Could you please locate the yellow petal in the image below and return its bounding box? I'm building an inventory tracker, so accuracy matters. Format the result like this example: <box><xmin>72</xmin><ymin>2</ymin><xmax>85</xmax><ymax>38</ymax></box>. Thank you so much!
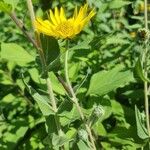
<box><xmin>34</xmin><ymin>18</ymin><xmax>56</xmax><ymax>36</ymax></box>
<box><xmin>60</xmin><ymin>7</ymin><xmax>66</xmax><ymax>22</ymax></box>
<box><xmin>74</xmin><ymin>4</ymin><xmax>88</xmax><ymax>24</ymax></box>
<box><xmin>49</xmin><ymin>9</ymin><xmax>58</xmax><ymax>25</ymax></box>
<box><xmin>35</xmin><ymin>18</ymin><xmax>50</xmax><ymax>30</ymax></box>
<box><xmin>82</xmin><ymin>3</ymin><xmax>88</xmax><ymax>16</ymax></box>
<box><xmin>73</xmin><ymin>6</ymin><xmax>78</xmax><ymax>19</ymax></box>
<box><xmin>54</xmin><ymin>7</ymin><xmax>60</xmax><ymax>24</ymax></box>
<box><xmin>87</xmin><ymin>9</ymin><xmax>96</xmax><ymax>20</ymax></box>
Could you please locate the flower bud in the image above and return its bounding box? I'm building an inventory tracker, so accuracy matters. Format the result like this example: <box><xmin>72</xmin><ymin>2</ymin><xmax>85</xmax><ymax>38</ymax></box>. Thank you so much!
<box><xmin>87</xmin><ymin>105</ymin><xmax>105</xmax><ymax>127</ymax></box>
<box><xmin>137</xmin><ymin>28</ymin><xmax>150</xmax><ymax>42</ymax></box>
<box><xmin>93</xmin><ymin>105</ymin><xmax>105</xmax><ymax>117</ymax></box>
<box><xmin>78</xmin><ymin>129</ymin><xmax>88</xmax><ymax>141</ymax></box>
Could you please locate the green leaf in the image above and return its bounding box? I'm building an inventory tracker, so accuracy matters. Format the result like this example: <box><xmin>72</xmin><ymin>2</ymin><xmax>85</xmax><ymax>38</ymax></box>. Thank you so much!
<box><xmin>0</xmin><ymin>70</ymin><xmax>13</xmax><ymax>85</ymax></box>
<box><xmin>58</xmin><ymin>99</ymin><xmax>73</xmax><ymax>114</ymax></box>
<box><xmin>66</xmin><ymin>127</ymin><xmax>77</xmax><ymax>139</ymax></box>
<box><xmin>45</xmin><ymin>115</ymin><xmax>57</xmax><ymax>135</ymax></box>
<box><xmin>24</xmin><ymin>81</ymin><xmax>54</xmax><ymax>116</ymax></box>
<box><xmin>49</xmin><ymin>72</ymin><xmax>66</xmax><ymax>95</ymax></box>
<box><xmin>40</xmin><ymin>35</ymin><xmax>60</xmax><ymax>72</ymax></box>
<box><xmin>87</xmin><ymin>66</ymin><xmax>134</xmax><ymax>96</ymax></box>
<box><xmin>3</xmin><ymin>0</ymin><xmax>19</xmax><ymax>10</ymax></box>
<box><xmin>109</xmin><ymin>0</ymin><xmax>132</xmax><ymax>9</ymax></box>
<box><xmin>52</xmin><ymin>133</ymin><xmax>70</xmax><ymax>148</ymax></box>
<box><xmin>77</xmin><ymin>140</ymin><xmax>91</xmax><ymax>150</ymax></box>
<box><xmin>28</xmin><ymin>68</ymin><xmax>46</xmax><ymax>84</ymax></box>
<box><xmin>135</xmin><ymin>105</ymin><xmax>149</xmax><ymax>139</ymax></box>
<box><xmin>16</xmin><ymin>126</ymin><xmax>29</xmax><ymax>140</ymax></box>
<box><xmin>93</xmin><ymin>122</ymin><xmax>107</xmax><ymax>136</ymax></box>
<box><xmin>0</xmin><ymin>1</ymin><xmax>12</xmax><ymax>13</ymax></box>
<box><xmin>69</xmin><ymin>40</ymin><xmax>90</xmax><ymax>51</ymax></box>
<box><xmin>45</xmin><ymin>116</ymin><xmax>72</xmax><ymax>149</ymax></box>
<box><xmin>134</xmin><ymin>58</ymin><xmax>150</xmax><ymax>82</ymax></box>
<box><xmin>59</xmin><ymin>104</ymin><xmax>80</xmax><ymax>126</ymax></box>
<box><xmin>105</xmin><ymin>36</ymin><xmax>129</xmax><ymax>45</ymax></box>
<box><xmin>1</xmin><ymin>43</ymin><xmax>35</xmax><ymax>66</ymax></box>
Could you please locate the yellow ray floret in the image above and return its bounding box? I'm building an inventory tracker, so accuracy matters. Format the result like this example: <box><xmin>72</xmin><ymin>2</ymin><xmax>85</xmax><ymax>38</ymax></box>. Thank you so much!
<box><xmin>35</xmin><ymin>4</ymin><xmax>95</xmax><ymax>39</ymax></box>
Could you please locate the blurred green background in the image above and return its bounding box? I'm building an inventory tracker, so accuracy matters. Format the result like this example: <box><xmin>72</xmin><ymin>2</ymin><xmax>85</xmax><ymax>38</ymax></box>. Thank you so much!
<box><xmin>0</xmin><ymin>0</ymin><xmax>149</xmax><ymax>149</ymax></box>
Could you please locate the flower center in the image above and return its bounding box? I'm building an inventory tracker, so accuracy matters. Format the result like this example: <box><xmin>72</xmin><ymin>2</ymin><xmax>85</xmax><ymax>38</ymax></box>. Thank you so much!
<box><xmin>56</xmin><ymin>21</ymin><xmax>73</xmax><ymax>37</ymax></box>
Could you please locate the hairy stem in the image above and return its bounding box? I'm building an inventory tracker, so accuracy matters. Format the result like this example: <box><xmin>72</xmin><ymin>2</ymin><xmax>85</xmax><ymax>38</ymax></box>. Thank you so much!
<box><xmin>26</xmin><ymin>0</ymin><xmax>35</xmax><ymax>30</ymax></box>
<box><xmin>26</xmin><ymin>0</ymin><xmax>57</xmax><ymax>112</ymax></box>
<box><xmin>144</xmin><ymin>0</ymin><xmax>150</xmax><ymax>137</ymax></box>
<box><xmin>64</xmin><ymin>41</ymin><xmax>96</xmax><ymax>150</ymax></box>
<box><xmin>9</xmin><ymin>12</ymin><xmax>38</xmax><ymax>49</ymax></box>
<box><xmin>26</xmin><ymin>2</ymin><xmax>65</xmax><ymax>148</ymax></box>
<box><xmin>46</xmin><ymin>78</ymin><xmax>57</xmax><ymax>112</ymax></box>
<box><xmin>26</xmin><ymin>0</ymin><xmax>64</xmax><ymax>143</ymax></box>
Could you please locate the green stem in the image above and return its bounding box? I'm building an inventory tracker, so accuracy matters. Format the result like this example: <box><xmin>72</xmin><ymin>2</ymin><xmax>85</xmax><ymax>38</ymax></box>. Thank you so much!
<box><xmin>46</xmin><ymin>78</ymin><xmax>57</xmax><ymax>112</ymax></box>
<box><xmin>144</xmin><ymin>0</ymin><xmax>150</xmax><ymax>137</ymax></box>
<box><xmin>26</xmin><ymin>1</ymin><xmax>64</xmax><ymax>149</ymax></box>
<box><xmin>26</xmin><ymin>0</ymin><xmax>35</xmax><ymax>30</ymax></box>
<box><xmin>64</xmin><ymin>40</ymin><xmax>96</xmax><ymax>150</ymax></box>
<box><xmin>9</xmin><ymin>12</ymin><xmax>38</xmax><ymax>49</ymax></box>
<box><xmin>26</xmin><ymin>0</ymin><xmax>56</xmax><ymax>112</ymax></box>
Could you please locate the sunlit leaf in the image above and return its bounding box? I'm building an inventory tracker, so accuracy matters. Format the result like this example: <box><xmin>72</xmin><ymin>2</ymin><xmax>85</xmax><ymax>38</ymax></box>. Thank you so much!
<box><xmin>87</xmin><ymin>66</ymin><xmax>134</xmax><ymax>96</ymax></box>
<box><xmin>1</xmin><ymin>43</ymin><xmax>35</xmax><ymax>66</ymax></box>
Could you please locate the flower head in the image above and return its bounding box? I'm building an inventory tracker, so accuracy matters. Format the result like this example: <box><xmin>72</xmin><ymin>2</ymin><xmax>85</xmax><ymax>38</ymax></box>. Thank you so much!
<box><xmin>35</xmin><ymin>4</ymin><xmax>95</xmax><ymax>39</ymax></box>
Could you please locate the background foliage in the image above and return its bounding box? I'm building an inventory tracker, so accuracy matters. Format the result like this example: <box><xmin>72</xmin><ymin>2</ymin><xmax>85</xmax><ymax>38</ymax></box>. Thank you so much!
<box><xmin>0</xmin><ymin>0</ymin><xmax>149</xmax><ymax>149</ymax></box>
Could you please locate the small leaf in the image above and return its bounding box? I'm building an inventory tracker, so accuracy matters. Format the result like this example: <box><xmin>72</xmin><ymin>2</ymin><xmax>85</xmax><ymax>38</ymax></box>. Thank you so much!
<box><xmin>87</xmin><ymin>66</ymin><xmax>134</xmax><ymax>96</ymax></box>
<box><xmin>135</xmin><ymin>105</ymin><xmax>149</xmax><ymax>139</ymax></box>
<box><xmin>134</xmin><ymin>58</ymin><xmax>150</xmax><ymax>82</ymax></box>
<box><xmin>24</xmin><ymin>81</ymin><xmax>54</xmax><ymax>116</ymax></box>
<box><xmin>0</xmin><ymin>1</ymin><xmax>12</xmax><ymax>13</ymax></box>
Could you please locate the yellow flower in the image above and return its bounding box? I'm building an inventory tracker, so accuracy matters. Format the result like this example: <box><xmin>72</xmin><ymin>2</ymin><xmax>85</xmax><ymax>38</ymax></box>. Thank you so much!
<box><xmin>35</xmin><ymin>4</ymin><xmax>95</xmax><ymax>39</ymax></box>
